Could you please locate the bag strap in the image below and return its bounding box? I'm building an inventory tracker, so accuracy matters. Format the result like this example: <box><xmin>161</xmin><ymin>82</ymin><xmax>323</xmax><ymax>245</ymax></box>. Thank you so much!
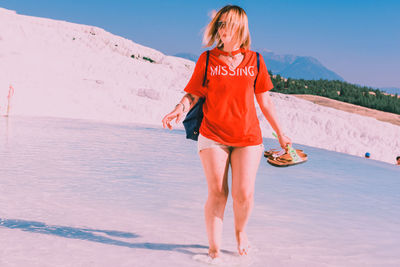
<box><xmin>254</xmin><ymin>52</ymin><xmax>260</xmax><ymax>87</ymax></box>
<box><xmin>194</xmin><ymin>51</ymin><xmax>209</xmax><ymax>127</ymax></box>
<box><xmin>202</xmin><ymin>50</ymin><xmax>210</xmax><ymax>87</ymax></box>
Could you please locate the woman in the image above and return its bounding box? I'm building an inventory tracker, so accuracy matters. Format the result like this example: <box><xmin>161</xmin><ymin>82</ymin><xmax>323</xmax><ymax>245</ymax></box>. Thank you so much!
<box><xmin>162</xmin><ymin>5</ymin><xmax>291</xmax><ymax>259</ymax></box>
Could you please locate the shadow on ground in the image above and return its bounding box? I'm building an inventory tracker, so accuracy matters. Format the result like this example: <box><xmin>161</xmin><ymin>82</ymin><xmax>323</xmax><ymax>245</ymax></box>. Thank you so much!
<box><xmin>0</xmin><ymin>218</ymin><xmax>208</xmax><ymax>255</ymax></box>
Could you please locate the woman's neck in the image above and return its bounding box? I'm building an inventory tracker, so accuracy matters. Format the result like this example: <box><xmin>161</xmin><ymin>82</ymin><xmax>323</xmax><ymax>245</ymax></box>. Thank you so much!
<box><xmin>222</xmin><ymin>42</ymin><xmax>240</xmax><ymax>53</ymax></box>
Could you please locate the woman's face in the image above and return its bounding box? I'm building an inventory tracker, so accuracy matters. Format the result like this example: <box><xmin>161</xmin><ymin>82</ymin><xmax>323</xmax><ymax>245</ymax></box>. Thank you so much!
<box><xmin>217</xmin><ymin>13</ymin><xmax>238</xmax><ymax>45</ymax></box>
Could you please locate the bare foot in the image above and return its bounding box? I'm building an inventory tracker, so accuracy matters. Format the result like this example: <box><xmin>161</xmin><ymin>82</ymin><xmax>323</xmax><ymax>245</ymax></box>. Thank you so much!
<box><xmin>236</xmin><ymin>231</ymin><xmax>250</xmax><ymax>256</ymax></box>
<box><xmin>208</xmin><ymin>248</ymin><xmax>220</xmax><ymax>259</ymax></box>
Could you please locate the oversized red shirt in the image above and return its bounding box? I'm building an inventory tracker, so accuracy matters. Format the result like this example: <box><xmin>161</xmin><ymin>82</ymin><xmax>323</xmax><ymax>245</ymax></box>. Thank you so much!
<box><xmin>184</xmin><ymin>47</ymin><xmax>274</xmax><ymax>146</ymax></box>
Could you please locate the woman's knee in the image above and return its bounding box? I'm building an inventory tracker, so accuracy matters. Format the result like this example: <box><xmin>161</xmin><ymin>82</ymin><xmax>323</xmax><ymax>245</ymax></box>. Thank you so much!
<box><xmin>232</xmin><ymin>189</ymin><xmax>253</xmax><ymax>204</ymax></box>
<box><xmin>208</xmin><ymin>186</ymin><xmax>229</xmax><ymax>202</ymax></box>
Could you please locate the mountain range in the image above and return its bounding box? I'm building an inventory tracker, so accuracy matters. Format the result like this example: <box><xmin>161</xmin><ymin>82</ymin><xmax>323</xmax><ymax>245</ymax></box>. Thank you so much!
<box><xmin>174</xmin><ymin>50</ymin><xmax>344</xmax><ymax>81</ymax></box>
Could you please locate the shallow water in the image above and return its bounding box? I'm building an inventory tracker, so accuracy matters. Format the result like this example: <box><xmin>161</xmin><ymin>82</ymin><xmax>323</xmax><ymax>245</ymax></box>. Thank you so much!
<box><xmin>1</xmin><ymin>116</ymin><xmax>399</xmax><ymax>267</ymax></box>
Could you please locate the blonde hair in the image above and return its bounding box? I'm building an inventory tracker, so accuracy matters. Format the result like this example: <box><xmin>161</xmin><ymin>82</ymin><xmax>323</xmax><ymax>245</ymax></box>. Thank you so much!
<box><xmin>203</xmin><ymin>5</ymin><xmax>251</xmax><ymax>49</ymax></box>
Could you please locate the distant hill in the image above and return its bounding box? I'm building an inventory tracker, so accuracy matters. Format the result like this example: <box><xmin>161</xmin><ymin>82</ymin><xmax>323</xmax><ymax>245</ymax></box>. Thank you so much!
<box><xmin>174</xmin><ymin>50</ymin><xmax>344</xmax><ymax>81</ymax></box>
<box><xmin>381</xmin><ymin>87</ymin><xmax>400</xmax><ymax>95</ymax></box>
<box><xmin>262</xmin><ymin>51</ymin><xmax>344</xmax><ymax>81</ymax></box>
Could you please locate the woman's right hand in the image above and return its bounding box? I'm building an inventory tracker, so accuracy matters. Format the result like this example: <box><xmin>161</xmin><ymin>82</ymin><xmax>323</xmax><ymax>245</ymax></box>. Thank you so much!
<box><xmin>278</xmin><ymin>134</ymin><xmax>292</xmax><ymax>151</ymax></box>
<box><xmin>162</xmin><ymin>104</ymin><xmax>184</xmax><ymax>130</ymax></box>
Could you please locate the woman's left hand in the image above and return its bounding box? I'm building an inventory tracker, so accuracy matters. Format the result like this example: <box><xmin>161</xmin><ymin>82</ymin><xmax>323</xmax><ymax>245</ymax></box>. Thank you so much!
<box><xmin>278</xmin><ymin>135</ymin><xmax>292</xmax><ymax>150</ymax></box>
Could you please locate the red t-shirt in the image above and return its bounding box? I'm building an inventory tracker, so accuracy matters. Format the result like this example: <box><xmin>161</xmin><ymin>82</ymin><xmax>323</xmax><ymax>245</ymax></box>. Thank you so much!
<box><xmin>184</xmin><ymin>47</ymin><xmax>274</xmax><ymax>146</ymax></box>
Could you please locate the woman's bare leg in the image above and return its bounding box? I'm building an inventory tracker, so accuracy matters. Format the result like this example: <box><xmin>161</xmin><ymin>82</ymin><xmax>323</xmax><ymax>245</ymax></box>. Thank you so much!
<box><xmin>199</xmin><ymin>146</ymin><xmax>230</xmax><ymax>258</ymax></box>
<box><xmin>230</xmin><ymin>145</ymin><xmax>263</xmax><ymax>255</ymax></box>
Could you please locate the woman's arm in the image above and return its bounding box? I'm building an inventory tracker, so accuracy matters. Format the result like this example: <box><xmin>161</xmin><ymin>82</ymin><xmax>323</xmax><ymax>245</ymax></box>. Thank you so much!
<box><xmin>255</xmin><ymin>92</ymin><xmax>291</xmax><ymax>149</ymax></box>
<box><xmin>181</xmin><ymin>93</ymin><xmax>200</xmax><ymax>112</ymax></box>
<box><xmin>162</xmin><ymin>93</ymin><xmax>200</xmax><ymax>130</ymax></box>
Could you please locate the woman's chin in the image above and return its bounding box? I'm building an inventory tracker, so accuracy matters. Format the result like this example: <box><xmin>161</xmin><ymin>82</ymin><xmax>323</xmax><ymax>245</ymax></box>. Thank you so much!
<box><xmin>221</xmin><ymin>38</ymin><xmax>232</xmax><ymax>44</ymax></box>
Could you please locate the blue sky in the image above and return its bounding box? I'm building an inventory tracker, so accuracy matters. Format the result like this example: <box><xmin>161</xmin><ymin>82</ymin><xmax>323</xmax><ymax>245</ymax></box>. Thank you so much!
<box><xmin>1</xmin><ymin>0</ymin><xmax>399</xmax><ymax>88</ymax></box>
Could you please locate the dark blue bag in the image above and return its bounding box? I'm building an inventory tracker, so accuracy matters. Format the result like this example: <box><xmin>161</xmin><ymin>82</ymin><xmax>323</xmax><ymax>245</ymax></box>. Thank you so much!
<box><xmin>183</xmin><ymin>97</ymin><xmax>205</xmax><ymax>140</ymax></box>
<box><xmin>182</xmin><ymin>51</ymin><xmax>209</xmax><ymax>141</ymax></box>
<box><xmin>183</xmin><ymin>51</ymin><xmax>260</xmax><ymax>141</ymax></box>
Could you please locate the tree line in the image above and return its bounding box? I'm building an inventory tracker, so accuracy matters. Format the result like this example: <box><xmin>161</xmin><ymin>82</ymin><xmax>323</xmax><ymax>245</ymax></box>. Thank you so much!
<box><xmin>269</xmin><ymin>73</ymin><xmax>400</xmax><ymax>115</ymax></box>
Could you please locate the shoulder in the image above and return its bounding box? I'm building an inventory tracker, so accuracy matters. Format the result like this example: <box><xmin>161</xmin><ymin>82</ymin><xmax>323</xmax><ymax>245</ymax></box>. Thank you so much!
<box><xmin>246</xmin><ymin>49</ymin><xmax>257</xmax><ymax>54</ymax></box>
<box><xmin>199</xmin><ymin>50</ymin><xmax>209</xmax><ymax>58</ymax></box>
<box><xmin>249</xmin><ymin>50</ymin><xmax>263</xmax><ymax>58</ymax></box>
<box><xmin>246</xmin><ymin>50</ymin><xmax>262</xmax><ymax>58</ymax></box>
<box><xmin>244</xmin><ymin>50</ymin><xmax>263</xmax><ymax>64</ymax></box>
<box><xmin>196</xmin><ymin>50</ymin><xmax>211</xmax><ymax>65</ymax></box>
